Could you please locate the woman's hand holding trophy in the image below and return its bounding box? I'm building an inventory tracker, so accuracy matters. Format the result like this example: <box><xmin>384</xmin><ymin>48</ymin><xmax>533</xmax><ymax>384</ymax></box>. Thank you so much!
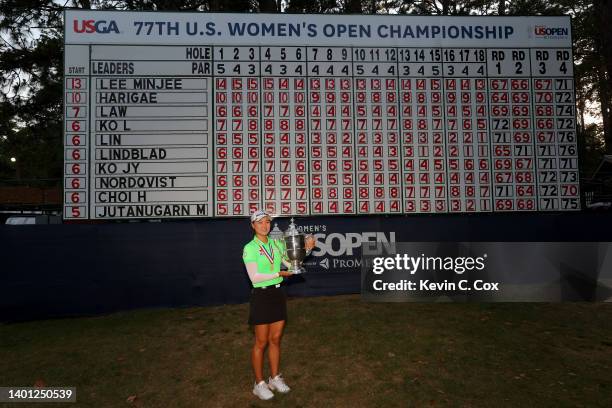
<box><xmin>305</xmin><ymin>234</ymin><xmax>316</xmax><ymax>251</ymax></box>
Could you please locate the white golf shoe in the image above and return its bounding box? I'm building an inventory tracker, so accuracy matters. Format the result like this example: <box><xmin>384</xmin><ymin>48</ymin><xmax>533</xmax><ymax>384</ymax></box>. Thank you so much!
<box><xmin>252</xmin><ymin>380</ymin><xmax>274</xmax><ymax>400</ymax></box>
<box><xmin>268</xmin><ymin>374</ymin><xmax>291</xmax><ymax>393</ymax></box>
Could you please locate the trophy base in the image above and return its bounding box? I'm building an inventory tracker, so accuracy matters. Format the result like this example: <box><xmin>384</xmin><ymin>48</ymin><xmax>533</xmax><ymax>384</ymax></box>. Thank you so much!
<box><xmin>288</xmin><ymin>265</ymin><xmax>306</xmax><ymax>274</ymax></box>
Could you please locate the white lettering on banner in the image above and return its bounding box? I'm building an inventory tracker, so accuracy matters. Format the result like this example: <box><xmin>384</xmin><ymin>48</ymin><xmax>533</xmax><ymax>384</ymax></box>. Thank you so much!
<box><xmin>297</xmin><ymin>225</ymin><xmax>327</xmax><ymax>233</ymax></box>
<box><xmin>313</xmin><ymin>232</ymin><xmax>396</xmax><ymax>257</ymax></box>
<box><xmin>333</xmin><ymin>258</ymin><xmax>362</xmax><ymax>268</ymax></box>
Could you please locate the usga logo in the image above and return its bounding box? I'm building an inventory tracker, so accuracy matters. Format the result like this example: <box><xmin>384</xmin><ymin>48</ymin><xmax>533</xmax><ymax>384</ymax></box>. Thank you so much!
<box><xmin>73</xmin><ymin>20</ymin><xmax>120</xmax><ymax>34</ymax></box>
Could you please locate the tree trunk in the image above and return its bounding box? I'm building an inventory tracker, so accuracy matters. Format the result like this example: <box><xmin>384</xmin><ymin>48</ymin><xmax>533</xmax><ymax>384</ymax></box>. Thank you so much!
<box><xmin>600</xmin><ymin>68</ymin><xmax>612</xmax><ymax>153</ymax></box>
<box><xmin>15</xmin><ymin>161</ymin><xmax>21</xmax><ymax>181</ymax></box>
<box><xmin>442</xmin><ymin>0</ymin><xmax>450</xmax><ymax>15</ymax></box>
<box><xmin>577</xmin><ymin>95</ymin><xmax>586</xmax><ymax>136</ymax></box>
<box><xmin>498</xmin><ymin>0</ymin><xmax>506</xmax><ymax>15</ymax></box>
<box><xmin>596</xmin><ymin>0</ymin><xmax>612</xmax><ymax>152</ymax></box>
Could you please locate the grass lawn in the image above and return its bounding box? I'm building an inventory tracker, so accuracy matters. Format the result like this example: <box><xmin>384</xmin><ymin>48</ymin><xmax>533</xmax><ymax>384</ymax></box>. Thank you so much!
<box><xmin>1</xmin><ymin>295</ymin><xmax>611</xmax><ymax>407</ymax></box>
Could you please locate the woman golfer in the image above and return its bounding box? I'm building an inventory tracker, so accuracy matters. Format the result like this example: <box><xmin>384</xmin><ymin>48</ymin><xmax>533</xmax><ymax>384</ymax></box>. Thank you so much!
<box><xmin>242</xmin><ymin>210</ymin><xmax>315</xmax><ymax>400</ymax></box>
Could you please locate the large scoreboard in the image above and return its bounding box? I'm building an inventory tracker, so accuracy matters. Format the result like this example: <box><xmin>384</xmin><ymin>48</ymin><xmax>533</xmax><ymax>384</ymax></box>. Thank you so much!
<box><xmin>63</xmin><ymin>11</ymin><xmax>580</xmax><ymax>220</ymax></box>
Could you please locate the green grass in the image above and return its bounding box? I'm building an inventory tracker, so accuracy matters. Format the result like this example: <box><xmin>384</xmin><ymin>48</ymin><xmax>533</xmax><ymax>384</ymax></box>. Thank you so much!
<box><xmin>1</xmin><ymin>296</ymin><xmax>611</xmax><ymax>407</ymax></box>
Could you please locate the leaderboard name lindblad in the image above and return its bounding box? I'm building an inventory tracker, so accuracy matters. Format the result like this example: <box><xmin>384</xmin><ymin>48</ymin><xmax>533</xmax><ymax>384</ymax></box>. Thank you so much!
<box><xmin>372</xmin><ymin>279</ymin><xmax>500</xmax><ymax>291</ymax></box>
<box><xmin>98</xmin><ymin>148</ymin><xmax>167</xmax><ymax>160</ymax></box>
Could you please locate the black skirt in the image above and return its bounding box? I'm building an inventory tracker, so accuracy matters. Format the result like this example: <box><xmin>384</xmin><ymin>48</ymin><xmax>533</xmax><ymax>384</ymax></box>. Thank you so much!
<box><xmin>248</xmin><ymin>285</ymin><xmax>287</xmax><ymax>325</ymax></box>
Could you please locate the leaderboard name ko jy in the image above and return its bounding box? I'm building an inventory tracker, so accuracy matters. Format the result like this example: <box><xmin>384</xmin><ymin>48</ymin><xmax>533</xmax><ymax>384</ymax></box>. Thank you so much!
<box><xmin>63</xmin><ymin>13</ymin><xmax>579</xmax><ymax>220</ymax></box>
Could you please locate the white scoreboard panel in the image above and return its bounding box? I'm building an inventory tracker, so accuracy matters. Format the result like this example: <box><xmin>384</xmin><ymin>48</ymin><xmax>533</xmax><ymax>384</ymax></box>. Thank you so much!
<box><xmin>64</xmin><ymin>11</ymin><xmax>580</xmax><ymax>219</ymax></box>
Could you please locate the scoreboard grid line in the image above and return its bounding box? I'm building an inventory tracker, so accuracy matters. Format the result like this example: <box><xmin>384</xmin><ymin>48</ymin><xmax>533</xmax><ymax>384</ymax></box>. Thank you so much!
<box><xmin>529</xmin><ymin>47</ymin><xmax>540</xmax><ymax>211</ymax></box>
<box><xmin>210</xmin><ymin>45</ymin><xmax>216</xmax><ymax>218</ymax></box>
<box><xmin>71</xmin><ymin>43</ymin><xmax>576</xmax><ymax>50</ymax></box>
<box><xmin>305</xmin><ymin>49</ymin><xmax>312</xmax><ymax>216</ymax></box>
<box><xmin>87</xmin><ymin>44</ymin><xmax>92</xmax><ymax>219</ymax></box>
<box><xmin>569</xmin><ymin>39</ymin><xmax>583</xmax><ymax>210</ymax></box>
<box><xmin>395</xmin><ymin>47</ymin><xmax>404</xmax><ymax>213</ymax></box>
<box><xmin>441</xmin><ymin>47</ymin><xmax>450</xmax><ymax>213</ymax></box>
<box><xmin>258</xmin><ymin>45</ymin><xmax>264</xmax><ymax>216</ymax></box>
<box><xmin>349</xmin><ymin>45</ymin><xmax>357</xmax><ymax>215</ymax></box>
<box><xmin>485</xmin><ymin>50</ymin><xmax>495</xmax><ymax>213</ymax></box>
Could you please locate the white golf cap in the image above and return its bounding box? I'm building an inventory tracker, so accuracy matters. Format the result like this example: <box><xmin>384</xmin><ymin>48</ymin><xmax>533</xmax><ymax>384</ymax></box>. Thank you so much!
<box><xmin>250</xmin><ymin>209</ymin><xmax>271</xmax><ymax>222</ymax></box>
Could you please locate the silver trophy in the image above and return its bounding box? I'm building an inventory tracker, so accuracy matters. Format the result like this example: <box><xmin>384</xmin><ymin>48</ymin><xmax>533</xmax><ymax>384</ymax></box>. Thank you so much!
<box><xmin>283</xmin><ymin>218</ymin><xmax>308</xmax><ymax>274</ymax></box>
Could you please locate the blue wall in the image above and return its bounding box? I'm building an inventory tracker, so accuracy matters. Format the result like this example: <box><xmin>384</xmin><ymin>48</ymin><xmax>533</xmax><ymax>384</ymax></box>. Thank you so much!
<box><xmin>2</xmin><ymin>212</ymin><xmax>611</xmax><ymax>321</ymax></box>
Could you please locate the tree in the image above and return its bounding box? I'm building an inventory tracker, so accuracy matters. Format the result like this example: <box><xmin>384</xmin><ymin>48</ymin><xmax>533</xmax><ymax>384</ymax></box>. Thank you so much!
<box><xmin>285</xmin><ymin>0</ymin><xmax>376</xmax><ymax>14</ymax></box>
<box><xmin>393</xmin><ymin>0</ymin><xmax>497</xmax><ymax>15</ymax></box>
<box><xmin>0</xmin><ymin>0</ymin><xmax>67</xmax><ymax>181</ymax></box>
<box><xmin>285</xmin><ymin>0</ymin><xmax>340</xmax><ymax>13</ymax></box>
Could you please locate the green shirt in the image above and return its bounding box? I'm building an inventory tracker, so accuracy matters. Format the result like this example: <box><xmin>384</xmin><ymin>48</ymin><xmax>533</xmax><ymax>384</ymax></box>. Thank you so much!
<box><xmin>242</xmin><ymin>236</ymin><xmax>285</xmax><ymax>288</ymax></box>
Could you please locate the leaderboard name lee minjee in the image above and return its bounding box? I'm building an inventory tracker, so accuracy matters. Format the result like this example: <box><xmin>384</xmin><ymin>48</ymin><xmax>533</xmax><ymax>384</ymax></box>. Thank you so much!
<box><xmin>63</xmin><ymin>12</ymin><xmax>579</xmax><ymax>220</ymax></box>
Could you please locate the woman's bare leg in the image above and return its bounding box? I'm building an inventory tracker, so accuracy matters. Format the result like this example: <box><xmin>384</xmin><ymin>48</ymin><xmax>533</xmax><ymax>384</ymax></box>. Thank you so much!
<box><xmin>268</xmin><ymin>320</ymin><xmax>285</xmax><ymax>378</ymax></box>
<box><xmin>252</xmin><ymin>324</ymin><xmax>269</xmax><ymax>383</ymax></box>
